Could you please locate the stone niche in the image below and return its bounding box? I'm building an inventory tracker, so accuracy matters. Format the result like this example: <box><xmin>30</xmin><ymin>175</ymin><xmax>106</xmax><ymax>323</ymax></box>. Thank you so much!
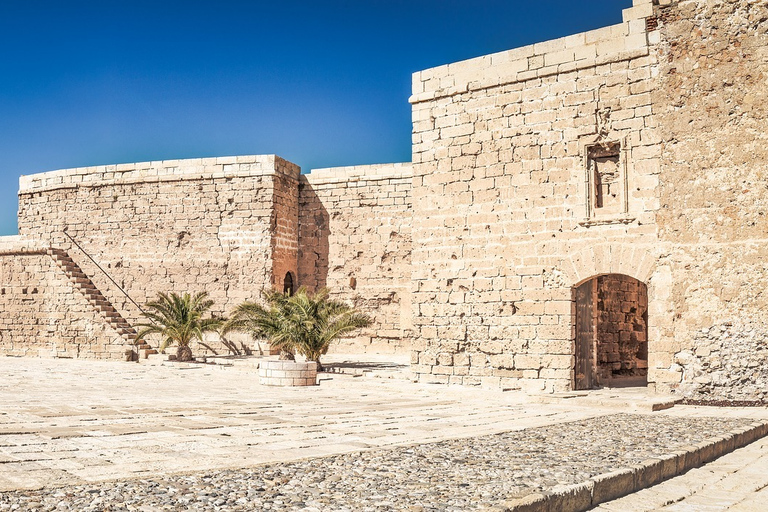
<box><xmin>585</xmin><ymin>142</ymin><xmax>627</xmax><ymax>219</ymax></box>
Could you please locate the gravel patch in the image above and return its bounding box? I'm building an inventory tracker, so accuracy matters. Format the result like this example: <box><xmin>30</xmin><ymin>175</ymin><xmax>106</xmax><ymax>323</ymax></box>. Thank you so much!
<box><xmin>0</xmin><ymin>413</ymin><xmax>759</xmax><ymax>511</ymax></box>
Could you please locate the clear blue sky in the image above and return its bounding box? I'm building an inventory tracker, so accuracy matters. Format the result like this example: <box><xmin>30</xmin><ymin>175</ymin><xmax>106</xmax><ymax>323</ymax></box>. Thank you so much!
<box><xmin>0</xmin><ymin>0</ymin><xmax>632</xmax><ymax>236</ymax></box>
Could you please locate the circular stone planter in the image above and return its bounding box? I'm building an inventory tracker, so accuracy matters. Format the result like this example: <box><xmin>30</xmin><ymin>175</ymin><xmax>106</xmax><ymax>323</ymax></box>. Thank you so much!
<box><xmin>258</xmin><ymin>360</ymin><xmax>318</xmax><ymax>386</ymax></box>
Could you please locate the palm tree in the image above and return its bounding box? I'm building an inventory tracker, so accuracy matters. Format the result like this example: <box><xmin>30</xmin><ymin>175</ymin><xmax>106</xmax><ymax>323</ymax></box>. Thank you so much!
<box><xmin>135</xmin><ymin>292</ymin><xmax>223</xmax><ymax>362</ymax></box>
<box><xmin>224</xmin><ymin>287</ymin><xmax>371</xmax><ymax>370</ymax></box>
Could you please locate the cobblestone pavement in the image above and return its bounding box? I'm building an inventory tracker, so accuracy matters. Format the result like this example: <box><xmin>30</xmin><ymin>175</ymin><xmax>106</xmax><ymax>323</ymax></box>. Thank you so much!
<box><xmin>596</xmin><ymin>418</ymin><xmax>768</xmax><ymax>512</ymax></box>
<box><xmin>1</xmin><ymin>357</ymin><xmax>767</xmax><ymax>511</ymax></box>
<box><xmin>0</xmin><ymin>414</ymin><xmax>757</xmax><ymax>511</ymax></box>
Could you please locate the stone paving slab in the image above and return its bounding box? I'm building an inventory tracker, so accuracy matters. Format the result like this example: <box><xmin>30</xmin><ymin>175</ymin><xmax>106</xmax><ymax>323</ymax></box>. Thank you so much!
<box><xmin>0</xmin><ymin>357</ymin><xmax>599</xmax><ymax>493</ymax></box>
<box><xmin>0</xmin><ymin>357</ymin><xmax>767</xmax><ymax>511</ymax></box>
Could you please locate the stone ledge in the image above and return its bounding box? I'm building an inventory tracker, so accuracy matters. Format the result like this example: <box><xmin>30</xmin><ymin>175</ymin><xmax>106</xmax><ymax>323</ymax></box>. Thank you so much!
<box><xmin>18</xmin><ymin>155</ymin><xmax>301</xmax><ymax>195</ymax></box>
<box><xmin>501</xmin><ymin>420</ymin><xmax>768</xmax><ymax>511</ymax></box>
<box><xmin>303</xmin><ymin>163</ymin><xmax>413</xmax><ymax>185</ymax></box>
<box><xmin>0</xmin><ymin>236</ymin><xmax>48</xmax><ymax>256</ymax></box>
<box><xmin>410</xmin><ymin>48</ymin><xmax>650</xmax><ymax>105</ymax></box>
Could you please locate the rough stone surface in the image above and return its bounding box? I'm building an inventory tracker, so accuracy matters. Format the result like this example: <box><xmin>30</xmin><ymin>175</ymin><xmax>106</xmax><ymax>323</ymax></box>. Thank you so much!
<box><xmin>652</xmin><ymin>0</ymin><xmax>768</xmax><ymax>396</ymax></box>
<box><xmin>676</xmin><ymin>323</ymin><xmax>768</xmax><ymax>401</ymax></box>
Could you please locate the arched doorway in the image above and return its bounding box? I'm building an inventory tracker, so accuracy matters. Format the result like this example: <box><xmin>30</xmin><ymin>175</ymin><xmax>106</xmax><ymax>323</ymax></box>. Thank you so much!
<box><xmin>283</xmin><ymin>271</ymin><xmax>295</xmax><ymax>295</ymax></box>
<box><xmin>573</xmin><ymin>274</ymin><xmax>648</xmax><ymax>390</ymax></box>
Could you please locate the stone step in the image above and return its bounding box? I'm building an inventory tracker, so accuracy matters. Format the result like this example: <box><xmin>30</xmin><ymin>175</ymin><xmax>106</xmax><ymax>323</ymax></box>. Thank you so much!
<box><xmin>139</xmin><ymin>348</ymin><xmax>159</xmax><ymax>359</ymax></box>
<box><xmin>48</xmin><ymin>247</ymin><xmax>157</xmax><ymax>357</ymax></box>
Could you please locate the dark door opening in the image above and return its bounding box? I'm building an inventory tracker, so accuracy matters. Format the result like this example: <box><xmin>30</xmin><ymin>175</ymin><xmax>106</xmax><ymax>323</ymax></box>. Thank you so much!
<box><xmin>283</xmin><ymin>271</ymin><xmax>295</xmax><ymax>296</ymax></box>
<box><xmin>573</xmin><ymin>274</ymin><xmax>648</xmax><ymax>390</ymax></box>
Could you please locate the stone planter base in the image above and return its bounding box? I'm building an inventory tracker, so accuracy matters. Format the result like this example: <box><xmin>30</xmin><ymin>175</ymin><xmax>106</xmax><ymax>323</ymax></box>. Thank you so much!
<box><xmin>259</xmin><ymin>360</ymin><xmax>318</xmax><ymax>386</ymax></box>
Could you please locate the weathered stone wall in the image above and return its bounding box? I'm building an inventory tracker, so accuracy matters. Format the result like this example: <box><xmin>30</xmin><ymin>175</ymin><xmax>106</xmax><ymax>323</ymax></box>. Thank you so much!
<box><xmin>595</xmin><ymin>274</ymin><xmax>647</xmax><ymax>380</ymax></box>
<box><xmin>298</xmin><ymin>164</ymin><xmax>413</xmax><ymax>353</ymax></box>
<box><xmin>16</xmin><ymin>156</ymin><xmax>300</xmax><ymax>355</ymax></box>
<box><xmin>5</xmin><ymin>0</ymin><xmax>767</xmax><ymax>400</ymax></box>
<box><xmin>408</xmin><ymin>1</ymin><xmax>664</xmax><ymax>392</ymax></box>
<box><xmin>676</xmin><ymin>322</ymin><xmax>768</xmax><ymax>401</ymax></box>
<box><xmin>0</xmin><ymin>238</ymin><xmax>128</xmax><ymax>359</ymax></box>
<box><xmin>653</xmin><ymin>0</ymin><xmax>768</xmax><ymax>397</ymax></box>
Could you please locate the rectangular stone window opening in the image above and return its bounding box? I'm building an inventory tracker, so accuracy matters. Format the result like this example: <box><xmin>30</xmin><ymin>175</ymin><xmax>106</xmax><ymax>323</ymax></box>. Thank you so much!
<box><xmin>586</xmin><ymin>142</ymin><xmax>627</xmax><ymax>219</ymax></box>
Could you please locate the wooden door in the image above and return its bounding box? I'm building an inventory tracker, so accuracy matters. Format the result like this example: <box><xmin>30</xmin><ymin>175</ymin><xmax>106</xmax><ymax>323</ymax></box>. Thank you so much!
<box><xmin>574</xmin><ymin>279</ymin><xmax>595</xmax><ymax>390</ymax></box>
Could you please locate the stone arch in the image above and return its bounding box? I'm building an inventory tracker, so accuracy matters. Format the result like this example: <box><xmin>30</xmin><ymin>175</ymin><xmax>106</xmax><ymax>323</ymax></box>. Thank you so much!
<box><xmin>561</xmin><ymin>243</ymin><xmax>657</xmax><ymax>287</ymax></box>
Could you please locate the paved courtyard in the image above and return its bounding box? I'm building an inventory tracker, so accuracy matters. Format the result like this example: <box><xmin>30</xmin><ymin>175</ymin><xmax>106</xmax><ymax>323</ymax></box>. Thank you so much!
<box><xmin>0</xmin><ymin>357</ymin><xmax>767</xmax><ymax>510</ymax></box>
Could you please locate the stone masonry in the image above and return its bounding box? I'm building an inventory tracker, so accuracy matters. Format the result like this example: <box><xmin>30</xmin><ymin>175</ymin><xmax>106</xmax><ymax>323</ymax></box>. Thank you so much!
<box><xmin>298</xmin><ymin>163</ymin><xmax>413</xmax><ymax>353</ymax></box>
<box><xmin>409</xmin><ymin>0</ymin><xmax>662</xmax><ymax>392</ymax></box>
<box><xmin>1</xmin><ymin>0</ymin><xmax>766</xmax><ymax>398</ymax></box>
<box><xmin>407</xmin><ymin>0</ymin><xmax>768</xmax><ymax>396</ymax></box>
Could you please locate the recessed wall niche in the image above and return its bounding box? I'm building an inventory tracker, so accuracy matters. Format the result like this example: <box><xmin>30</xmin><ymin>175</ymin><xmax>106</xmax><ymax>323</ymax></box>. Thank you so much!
<box><xmin>584</xmin><ymin>142</ymin><xmax>628</xmax><ymax>221</ymax></box>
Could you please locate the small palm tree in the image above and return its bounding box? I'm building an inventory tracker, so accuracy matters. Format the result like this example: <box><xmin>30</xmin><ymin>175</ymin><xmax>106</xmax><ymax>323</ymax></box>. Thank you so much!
<box><xmin>135</xmin><ymin>292</ymin><xmax>223</xmax><ymax>362</ymax></box>
<box><xmin>225</xmin><ymin>287</ymin><xmax>371</xmax><ymax>371</ymax></box>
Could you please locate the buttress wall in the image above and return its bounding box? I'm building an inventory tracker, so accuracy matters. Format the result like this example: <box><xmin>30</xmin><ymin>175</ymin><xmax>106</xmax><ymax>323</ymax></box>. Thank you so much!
<box><xmin>298</xmin><ymin>163</ymin><xmax>413</xmax><ymax>353</ymax></box>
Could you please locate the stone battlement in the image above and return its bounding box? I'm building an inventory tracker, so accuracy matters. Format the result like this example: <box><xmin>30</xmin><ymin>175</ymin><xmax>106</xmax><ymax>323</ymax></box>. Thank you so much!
<box><xmin>411</xmin><ymin>0</ymin><xmax>657</xmax><ymax>104</ymax></box>
<box><xmin>18</xmin><ymin>155</ymin><xmax>300</xmax><ymax>194</ymax></box>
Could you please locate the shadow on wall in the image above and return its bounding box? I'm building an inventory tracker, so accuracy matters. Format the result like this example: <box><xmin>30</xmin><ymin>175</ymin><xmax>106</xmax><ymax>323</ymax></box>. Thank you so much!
<box><xmin>297</xmin><ymin>178</ymin><xmax>329</xmax><ymax>291</ymax></box>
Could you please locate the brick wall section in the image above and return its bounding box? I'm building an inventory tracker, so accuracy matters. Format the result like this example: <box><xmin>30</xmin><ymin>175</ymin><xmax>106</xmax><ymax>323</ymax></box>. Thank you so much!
<box><xmin>409</xmin><ymin>0</ymin><xmax>664</xmax><ymax>392</ymax></box>
<box><xmin>271</xmin><ymin>163</ymin><xmax>300</xmax><ymax>293</ymax></box>
<box><xmin>17</xmin><ymin>156</ymin><xmax>300</xmax><ymax>355</ymax></box>
<box><xmin>298</xmin><ymin>164</ymin><xmax>412</xmax><ymax>353</ymax></box>
<box><xmin>596</xmin><ymin>274</ymin><xmax>647</xmax><ymax>380</ymax></box>
<box><xmin>0</xmin><ymin>238</ymin><xmax>129</xmax><ymax>359</ymax></box>
<box><xmin>653</xmin><ymin>0</ymin><xmax>768</xmax><ymax>397</ymax></box>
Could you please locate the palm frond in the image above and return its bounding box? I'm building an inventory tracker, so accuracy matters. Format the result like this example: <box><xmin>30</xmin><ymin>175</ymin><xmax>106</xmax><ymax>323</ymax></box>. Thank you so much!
<box><xmin>136</xmin><ymin>291</ymin><xmax>222</xmax><ymax>360</ymax></box>
<box><xmin>225</xmin><ymin>287</ymin><xmax>372</xmax><ymax>366</ymax></box>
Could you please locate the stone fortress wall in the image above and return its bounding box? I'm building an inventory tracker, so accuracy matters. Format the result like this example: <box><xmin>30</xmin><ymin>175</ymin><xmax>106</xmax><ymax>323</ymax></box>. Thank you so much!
<box><xmin>10</xmin><ymin>156</ymin><xmax>301</xmax><ymax>356</ymax></box>
<box><xmin>409</xmin><ymin>0</ymin><xmax>664</xmax><ymax>392</ymax></box>
<box><xmin>1</xmin><ymin>0</ymin><xmax>766</xmax><ymax>399</ymax></box>
<box><xmin>653</xmin><ymin>0</ymin><xmax>768</xmax><ymax>399</ymax></box>
<box><xmin>298</xmin><ymin>163</ymin><xmax>413</xmax><ymax>353</ymax></box>
<box><xmin>3</xmin><ymin>156</ymin><xmax>413</xmax><ymax>357</ymax></box>
<box><xmin>0</xmin><ymin>237</ymin><xmax>129</xmax><ymax>359</ymax></box>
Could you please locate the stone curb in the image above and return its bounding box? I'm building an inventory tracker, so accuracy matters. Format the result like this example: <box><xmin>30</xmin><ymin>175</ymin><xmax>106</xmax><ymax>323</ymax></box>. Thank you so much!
<box><xmin>501</xmin><ymin>420</ymin><xmax>768</xmax><ymax>512</ymax></box>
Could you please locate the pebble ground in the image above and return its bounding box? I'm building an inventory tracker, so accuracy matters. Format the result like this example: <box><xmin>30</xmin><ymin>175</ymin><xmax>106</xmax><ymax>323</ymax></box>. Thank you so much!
<box><xmin>0</xmin><ymin>414</ymin><xmax>756</xmax><ymax>511</ymax></box>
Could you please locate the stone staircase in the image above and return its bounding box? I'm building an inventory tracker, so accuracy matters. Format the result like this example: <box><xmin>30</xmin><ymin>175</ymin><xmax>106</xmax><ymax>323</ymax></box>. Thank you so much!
<box><xmin>47</xmin><ymin>248</ymin><xmax>157</xmax><ymax>358</ymax></box>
